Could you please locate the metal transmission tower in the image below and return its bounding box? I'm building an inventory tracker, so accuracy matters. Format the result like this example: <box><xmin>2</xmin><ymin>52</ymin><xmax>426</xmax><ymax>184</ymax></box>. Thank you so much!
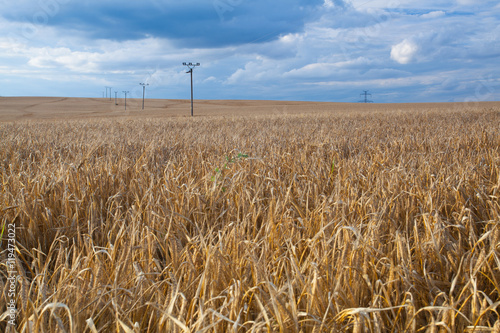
<box><xmin>123</xmin><ymin>91</ymin><xmax>130</xmax><ymax>110</ymax></box>
<box><xmin>115</xmin><ymin>91</ymin><xmax>118</xmax><ymax>105</ymax></box>
<box><xmin>359</xmin><ymin>90</ymin><xmax>373</xmax><ymax>103</ymax></box>
<box><xmin>183</xmin><ymin>62</ymin><xmax>200</xmax><ymax>117</ymax></box>
<box><xmin>140</xmin><ymin>83</ymin><xmax>149</xmax><ymax>110</ymax></box>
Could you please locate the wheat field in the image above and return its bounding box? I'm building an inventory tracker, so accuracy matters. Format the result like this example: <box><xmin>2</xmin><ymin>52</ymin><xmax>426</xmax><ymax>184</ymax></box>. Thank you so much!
<box><xmin>1</xmin><ymin>102</ymin><xmax>500</xmax><ymax>332</ymax></box>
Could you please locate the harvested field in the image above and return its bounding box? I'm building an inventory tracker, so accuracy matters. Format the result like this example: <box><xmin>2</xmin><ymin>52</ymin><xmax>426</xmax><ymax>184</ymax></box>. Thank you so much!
<box><xmin>1</xmin><ymin>98</ymin><xmax>500</xmax><ymax>332</ymax></box>
<box><xmin>1</xmin><ymin>96</ymin><xmax>499</xmax><ymax>121</ymax></box>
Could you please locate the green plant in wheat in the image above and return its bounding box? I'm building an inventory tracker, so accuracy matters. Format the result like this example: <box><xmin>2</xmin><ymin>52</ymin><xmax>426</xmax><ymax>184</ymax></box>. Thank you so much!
<box><xmin>211</xmin><ymin>152</ymin><xmax>249</xmax><ymax>182</ymax></box>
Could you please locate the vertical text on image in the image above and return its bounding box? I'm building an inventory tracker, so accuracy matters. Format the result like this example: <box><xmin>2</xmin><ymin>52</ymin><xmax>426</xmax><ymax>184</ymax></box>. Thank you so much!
<box><xmin>6</xmin><ymin>222</ymin><xmax>18</xmax><ymax>327</ymax></box>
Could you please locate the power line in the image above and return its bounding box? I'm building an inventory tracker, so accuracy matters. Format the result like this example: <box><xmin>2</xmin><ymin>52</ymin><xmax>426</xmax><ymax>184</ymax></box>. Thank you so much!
<box><xmin>140</xmin><ymin>83</ymin><xmax>149</xmax><ymax>110</ymax></box>
<box><xmin>183</xmin><ymin>62</ymin><xmax>200</xmax><ymax>117</ymax></box>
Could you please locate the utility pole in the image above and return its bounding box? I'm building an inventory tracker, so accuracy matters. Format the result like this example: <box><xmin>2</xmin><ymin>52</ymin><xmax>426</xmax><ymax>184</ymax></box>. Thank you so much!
<box><xmin>359</xmin><ymin>90</ymin><xmax>373</xmax><ymax>103</ymax></box>
<box><xmin>115</xmin><ymin>91</ymin><xmax>118</xmax><ymax>105</ymax></box>
<box><xmin>140</xmin><ymin>83</ymin><xmax>149</xmax><ymax>110</ymax></box>
<box><xmin>103</xmin><ymin>87</ymin><xmax>113</xmax><ymax>100</ymax></box>
<box><xmin>123</xmin><ymin>91</ymin><xmax>129</xmax><ymax>110</ymax></box>
<box><xmin>183</xmin><ymin>62</ymin><xmax>200</xmax><ymax>117</ymax></box>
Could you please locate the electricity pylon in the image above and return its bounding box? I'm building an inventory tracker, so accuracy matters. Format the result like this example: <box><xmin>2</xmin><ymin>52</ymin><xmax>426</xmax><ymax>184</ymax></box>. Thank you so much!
<box><xmin>105</xmin><ymin>86</ymin><xmax>112</xmax><ymax>100</ymax></box>
<box><xmin>140</xmin><ymin>83</ymin><xmax>149</xmax><ymax>110</ymax></box>
<box><xmin>183</xmin><ymin>62</ymin><xmax>200</xmax><ymax>117</ymax></box>
<box><xmin>123</xmin><ymin>91</ymin><xmax>129</xmax><ymax>110</ymax></box>
<box><xmin>359</xmin><ymin>90</ymin><xmax>373</xmax><ymax>103</ymax></box>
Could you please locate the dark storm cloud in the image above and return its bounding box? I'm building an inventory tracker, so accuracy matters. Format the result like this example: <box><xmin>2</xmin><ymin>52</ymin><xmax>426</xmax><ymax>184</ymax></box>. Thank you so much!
<box><xmin>2</xmin><ymin>0</ymin><xmax>327</xmax><ymax>47</ymax></box>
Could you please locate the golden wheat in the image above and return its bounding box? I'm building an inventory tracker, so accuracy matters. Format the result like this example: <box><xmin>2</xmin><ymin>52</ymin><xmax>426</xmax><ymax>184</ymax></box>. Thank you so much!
<box><xmin>1</xmin><ymin>106</ymin><xmax>499</xmax><ymax>332</ymax></box>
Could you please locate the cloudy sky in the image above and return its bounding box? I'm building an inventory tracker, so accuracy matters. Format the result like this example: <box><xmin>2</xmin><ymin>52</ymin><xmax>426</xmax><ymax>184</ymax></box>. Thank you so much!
<box><xmin>0</xmin><ymin>0</ymin><xmax>499</xmax><ymax>103</ymax></box>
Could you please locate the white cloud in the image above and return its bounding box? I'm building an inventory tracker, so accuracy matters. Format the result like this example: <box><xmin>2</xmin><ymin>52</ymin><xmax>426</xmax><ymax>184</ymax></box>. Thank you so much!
<box><xmin>350</xmin><ymin>0</ymin><xmax>453</xmax><ymax>10</ymax></box>
<box><xmin>456</xmin><ymin>0</ymin><xmax>475</xmax><ymax>5</ymax></box>
<box><xmin>421</xmin><ymin>11</ymin><xmax>446</xmax><ymax>19</ymax></box>
<box><xmin>226</xmin><ymin>57</ymin><xmax>281</xmax><ymax>84</ymax></box>
<box><xmin>284</xmin><ymin>63</ymin><xmax>337</xmax><ymax>78</ymax></box>
<box><xmin>390</xmin><ymin>39</ymin><xmax>419</xmax><ymax>64</ymax></box>
<box><xmin>284</xmin><ymin>57</ymin><xmax>374</xmax><ymax>79</ymax></box>
<box><xmin>27</xmin><ymin>47</ymin><xmax>101</xmax><ymax>72</ymax></box>
<box><xmin>323</xmin><ymin>0</ymin><xmax>335</xmax><ymax>8</ymax></box>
